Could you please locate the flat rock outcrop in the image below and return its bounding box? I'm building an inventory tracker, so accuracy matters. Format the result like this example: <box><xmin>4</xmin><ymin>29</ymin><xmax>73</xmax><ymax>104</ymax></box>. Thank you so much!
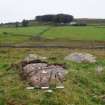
<box><xmin>20</xmin><ymin>54</ymin><xmax>66</xmax><ymax>89</ymax></box>
<box><xmin>65</xmin><ymin>52</ymin><xmax>96</xmax><ymax>63</ymax></box>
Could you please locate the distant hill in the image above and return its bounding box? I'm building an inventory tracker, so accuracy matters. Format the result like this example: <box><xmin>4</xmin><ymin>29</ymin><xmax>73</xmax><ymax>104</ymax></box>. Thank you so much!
<box><xmin>75</xmin><ymin>18</ymin><xmax>105</xmax><ymax>25</ymax></box>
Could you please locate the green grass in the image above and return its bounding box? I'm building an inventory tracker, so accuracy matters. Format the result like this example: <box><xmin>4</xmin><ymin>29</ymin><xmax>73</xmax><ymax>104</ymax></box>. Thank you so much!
<box><xmin>0</xmin><ymin>26</ymin><xmax>49</xmax><ymax>43</ymax></box>
<box><xmin>1</xmin><ymin>26</ymin><xmax>105</xmax><ymax>44</ymax></box>
<box><xmin>44</xmin><ymin>26</ymin><xmax>105</xmax><ymax>41</ymax></box>
<box><xmin>0</xmin><ymin>48</ymin><xmax>105</xmax><ymax>105</ymax></box>
<box><xmin>0</xmin><ymin>25</ymin><xmax>105</xmax><ymax>105</ymax></box>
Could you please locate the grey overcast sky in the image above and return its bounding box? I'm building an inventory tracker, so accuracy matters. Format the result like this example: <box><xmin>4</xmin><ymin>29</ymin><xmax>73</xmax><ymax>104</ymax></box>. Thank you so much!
<box><xmin>0</xmin><ymin>0</ymin><xmax>105</xmax><ymax>23</ymax></box>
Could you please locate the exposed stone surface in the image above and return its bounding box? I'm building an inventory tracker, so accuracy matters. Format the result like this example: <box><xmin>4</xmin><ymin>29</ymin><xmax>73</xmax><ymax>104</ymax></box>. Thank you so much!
<box><xmin>64</xmin><ymin>52</ymin><xmax>96</xmax><ymax>63</ymax></box>
<box><xmin>96</xmin><ymin>66</ymin><xmax>103</xmax><ymax>75</ymax></box>
<box><xmin>20</xmin><ymin>54</ymin><xmax>66</xmax><ymax>89</ymax></box>
<box><xmin>23</xmin><ymin>54</ymin><xmax>47</xmax><ymax>63</ymax></box>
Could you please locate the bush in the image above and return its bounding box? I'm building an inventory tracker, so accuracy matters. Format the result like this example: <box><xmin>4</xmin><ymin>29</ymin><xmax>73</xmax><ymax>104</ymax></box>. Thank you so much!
<box><xmin>22</xmin><ymin>20</ymin><xmax>29</xmax><ymax>27</ymax></box>
<box><xmin>72</xmin><ymin>22</ymin><xmax>87</xmax><ymax>26</ymax></box>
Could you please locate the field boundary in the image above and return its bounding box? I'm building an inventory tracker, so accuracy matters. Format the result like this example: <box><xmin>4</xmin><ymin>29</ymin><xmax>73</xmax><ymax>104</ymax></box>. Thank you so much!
<box><xmin>0</xmin><ymin>44</ymin><xmax>105</xmax><ymax>49</ymax></box>
<box><xmin>1</xmin><ymin>40</ymin><xmax>105</xmax><ymax>49</ymax></box>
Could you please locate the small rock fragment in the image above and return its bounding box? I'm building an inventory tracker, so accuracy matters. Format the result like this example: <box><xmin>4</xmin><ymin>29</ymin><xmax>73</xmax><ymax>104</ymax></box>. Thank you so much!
<box><xmin>26</xmin><ymin>87</ymin><xmax>34</xmax><ymax>90</ymax></box>
<box><xmin>56</xmin><ymin>85</ymin><xmax>64</xmax><ymax>89</ymax></box>
<box><xmin>96</xmin><ymin>66</ymin><xmax>103</xmax><ymax>74</ymax></box>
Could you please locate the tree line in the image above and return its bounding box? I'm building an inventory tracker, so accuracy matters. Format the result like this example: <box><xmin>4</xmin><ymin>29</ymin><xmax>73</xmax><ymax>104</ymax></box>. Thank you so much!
<box><xmin>36</xmin><ymin>14</ymin><xmax>74</xmax><ymax>24</ymax></box>
<box><xmin>0</xmin><ymin>14</ymin><xmax>74</xmax><ymax>27</ymax></box>
<box><xmin>21</xmin><ymin>14</ymin><xmax>74</xmax><ymax>27</ymax></box>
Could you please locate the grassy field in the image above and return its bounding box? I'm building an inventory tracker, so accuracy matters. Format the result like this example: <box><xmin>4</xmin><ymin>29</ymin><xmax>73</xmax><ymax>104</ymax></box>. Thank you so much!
<box><xmin>0</xmin><ymin>26</ymin><xmax>105</xmax><ymax>105</ymax></box>
<box><xmin>0</xmin><ymin>26</ymin><xmax>105</xmax><ymax>44</ymax></box>
<box><xmin>0</xmin><ymin>26</ymin><xmax>49</xmax><ymax>44</ymax></box>
<box><xmin>44</xmin><ymin>26</ymin><xmax>105</xmax><ymax>41</ymax></box>
<box><xmin>0</xmin><ymin>48</ymin><xmax>105</xmax><ymax>105</ymax></box>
